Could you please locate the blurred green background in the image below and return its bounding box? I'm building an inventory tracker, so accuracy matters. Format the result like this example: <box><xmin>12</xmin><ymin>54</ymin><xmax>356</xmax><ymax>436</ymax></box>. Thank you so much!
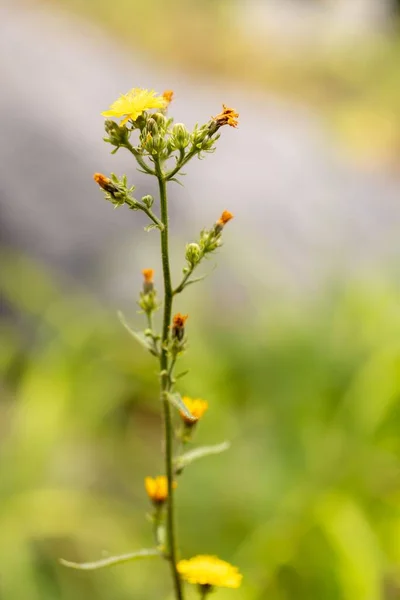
<box><xmin>2</xmin><ymin>0</ymin><xmax>400</xmax><ymax>599</ymax></box>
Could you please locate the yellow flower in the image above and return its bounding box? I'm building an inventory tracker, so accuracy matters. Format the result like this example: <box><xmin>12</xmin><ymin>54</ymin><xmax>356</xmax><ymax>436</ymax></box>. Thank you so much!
<box><xmin>180</xmin><ymin>397</ymin><xmax>208</xmax><ymax>425</ymax></box>
<box><xmin>177</xmin><ymin>555</ymin><xmax>242</xmax><ymax>589</ymax></box>
<box><xmin>102</xmin><ymin>88</ymin><xmax>168</xmax><ymax>126</ymax></box>
<box><xmin>145</xmin><ymin>476</ymin><xmax>176</xmax><ymax>505</ymax></box>
<box><xmin>212</xmin><ymin>105</ymin><xmax>239</xmax><ymax>129</ymax></box>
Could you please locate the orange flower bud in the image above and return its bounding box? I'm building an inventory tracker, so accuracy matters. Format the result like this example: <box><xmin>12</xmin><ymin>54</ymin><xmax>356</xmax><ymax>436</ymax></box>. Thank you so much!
<box><xmin>93</xmin><ymin>172</ymin><xmax>118</xmax><ymax>194</ymax></box>
<box><xmin>142</xmin><ymin>268</ymin><xmax>154</xmax><ymax>293</ymax></box>
<box><xmin>217</xmin><ymin>210</ymin><xmax>234</xmax><ymax>226</ymax></box>
<box><xmin>162</xmin><ymin>90</ymin><xmax>174</xmax><ymax>104</ymax></box>
<box><xmin>172</xmin><ymin>313</ymin><xmax>188</xmax><ymax>341</ymax></box>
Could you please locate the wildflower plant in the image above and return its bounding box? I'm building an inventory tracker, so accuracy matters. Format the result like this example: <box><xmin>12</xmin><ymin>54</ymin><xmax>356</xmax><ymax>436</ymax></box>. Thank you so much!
<box><xmin>60</xmin><ymin>88</ymin><xmax>241</xmax><ymax>599</ymax></box>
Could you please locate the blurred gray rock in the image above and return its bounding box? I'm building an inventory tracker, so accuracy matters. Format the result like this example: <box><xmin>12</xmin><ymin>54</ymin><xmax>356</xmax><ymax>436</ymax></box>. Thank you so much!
<box><xmin>1</xmin><ymin>2</ymin><xmax>399</xmax><ymax>300</ymax></box>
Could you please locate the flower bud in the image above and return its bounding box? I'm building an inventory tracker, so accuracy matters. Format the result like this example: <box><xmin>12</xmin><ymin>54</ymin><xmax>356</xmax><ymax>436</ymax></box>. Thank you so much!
<box><xmin>103</xmin><ymin>119</ymin><xmax>130</xmax><ymax>147</ymax></box>
<box><xmin>142</xmin><ymin>133</ymin><xmax>154</xmax><ymax>153</ymax></box>
<box><xmin>162</xmin><ymin>90</ymin><xmax>174</xmax><ymax>105</ymax></box>
<box><xmin>142</xmin><ymin>268</ymin><xmax>154</xmax><ymax>293</ymax></box>
<box><xmin>152</xmin><ymin>112</ymin><xmax>167</xmax><ymax>129</ymax></box>
<box><xmin>171</xmin><ymin>313</ymin><xmax>188</xmax><ymax>342</ymax></box>
<box><xmin>172</xmin><ymin>123</ymin><xmax>190</xmax><ymax>150</ymax></box>
<box><xmin>185</xmin><ymin>243</ymin><xmax>201</xmax><ymax>267</ymax></box>
<box><xmin>214</xmin><ymin>210</ymin><xmax>234</xmax><ymax>234</ymax></box>
<box><xmin>192</xmin><ymin>125</ymin><xmax>209</xmax><ymax>147</ymax></box>
<box><xmin>145</xmin><ymin>476</ymin><xmax>176</xmax><ymax>505</ymax></box>
<box><xmin>142</xmin><ymin>195</ymin><xmax>154</xmax><ymax>209</ymax></box>
<box><xmin>146</xmin><ymin>118</ymin><xmax>158</xmax><ymax>135</ymax></box>
<box><xmin>93</xmin><ymin>173</ymin><xmax>119</xmax><ymax>196</ymax></box>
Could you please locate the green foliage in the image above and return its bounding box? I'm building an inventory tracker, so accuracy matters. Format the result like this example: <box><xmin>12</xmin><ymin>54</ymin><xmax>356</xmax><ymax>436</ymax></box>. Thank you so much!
<box><xmin>2</xmin><ymin>253</ymin><xmax>400</xmax><ymax>598</ymax></box>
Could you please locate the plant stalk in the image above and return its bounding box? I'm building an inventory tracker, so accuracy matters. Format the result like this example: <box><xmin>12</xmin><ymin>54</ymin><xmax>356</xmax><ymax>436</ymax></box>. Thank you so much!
<box><xmin>157</xmin><ymin>164</ymin><xmax>184</xmax><ymax>600</ymax></box>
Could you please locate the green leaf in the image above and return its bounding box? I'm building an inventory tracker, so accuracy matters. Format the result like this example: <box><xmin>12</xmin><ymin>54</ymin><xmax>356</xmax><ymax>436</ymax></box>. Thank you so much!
<box><xmin>144</xmin><ymin>224</ymin><xmax>159</xmax><ymax>232</ymax></box>
<box><xmin>166</xmin><ymin>392</ymin><xmax>195</xmax><ymax>421</ymax></box>
<box><xmin>59</xmin><ymin>548</ymin><xmax>160</xmax><ymax>571</ymax></box>
<box><xmin>175</xmin><ymin>370</ymin><xmax>190</xmax><ymax>380</ymax></box>
<box><xmin>169</xmin><ymin>177</ymin><xmax>184</xmax><ymax>186</ymax></box>
<box><xmin>118</xmin><ymin>312</ymin><xmax>158</xmax><ymax>356</ymax></box>
<box><xmin>174</xmin><ymin>441</ymin><xmax>230</xmax><ymax>470</ymax></box>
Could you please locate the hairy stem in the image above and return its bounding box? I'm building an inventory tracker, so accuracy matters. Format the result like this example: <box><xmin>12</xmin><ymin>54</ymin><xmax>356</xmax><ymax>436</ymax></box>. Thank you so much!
<box><xmin>156</xmin><ymin>162</ymin><xmax>184</xmax><ymax>600</ymax></box>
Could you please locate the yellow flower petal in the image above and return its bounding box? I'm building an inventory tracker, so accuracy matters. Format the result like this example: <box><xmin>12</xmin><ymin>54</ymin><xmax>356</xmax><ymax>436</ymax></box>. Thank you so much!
<box><xmin>180</xmin><ymin>397</ymin><xmax>208</xmax><ymax>424</ymax></box>
<box><xmin>177</xmin><ymin>555</ymin><xmax>242</xmax><ymax>588</ymax></box>
<box><xmin>102</xmin><ymin>88</ymin><xmax>167</xmax><ymax>124</ymax></box>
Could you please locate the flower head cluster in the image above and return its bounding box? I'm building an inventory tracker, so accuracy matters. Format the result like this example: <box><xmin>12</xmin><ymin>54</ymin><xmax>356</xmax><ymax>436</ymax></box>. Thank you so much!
<box><xmin>177</xmin><ymin>555</ymin><xmax>242</xmax><ymax>589</ymax></box>
<box><xmin>180</xmin><ymin>397</ymin><xmax>208</xmax><ymax>425</ymax></box>
<box><xmin>102</xmin><ymin>88</ymin><xmax>168</xmax><ymax>126</ymax></box>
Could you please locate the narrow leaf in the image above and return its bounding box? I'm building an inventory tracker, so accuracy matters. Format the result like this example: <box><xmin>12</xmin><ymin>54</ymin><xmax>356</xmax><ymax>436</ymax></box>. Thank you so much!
<box><xmin>59</xmin><ymin>548</ymin><xmax>160</xmax><ymax>571</ymax></box>
<box><xmin>144</xmin><ymin>224</ymin><xmax>159</xmax><ymax>232</ymax></box>
<box><xmin>170</xmin><ymin>177</ymin><xmax>184</xmax><ymax>186</ymax></box>
<box><xmin>118</xmin><ymin>312</ymin><xmax>157</xmax><ymax>356</ymax></box>
<box><xmin>175</xmin><ymin>370</ymin><xmax>190</xmax><ymax>380</ymax></box>
<box><xmin>166</xmin><ymin>392</ymin><xmax>195</xmax><ymax>421</ymax></box>
<box><xmin>175</xmin><ymin>441</ymin><xmax>230</xmax><ymax>470</ymax></box>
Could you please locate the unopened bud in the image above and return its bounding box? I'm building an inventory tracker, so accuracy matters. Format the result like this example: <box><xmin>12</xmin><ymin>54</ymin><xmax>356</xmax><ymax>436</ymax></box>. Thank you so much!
<box><xmin>152</xmin><ymin>112</ymin><xmax>167</xmax><ymax>129</ymax></box>
<box><xmin>104</xmin><ymin>120</ymin><xmax>130</xmax><ymax>147</ymax></box>
<box><xmin>142</xmin><ymin>268</ymin><xmax>154</xmax><ymax>293</ymax></box>
<box><xmin>171</xmin><ymin>313</ymin><xmax>188</xmax><ymax>342</ymax></box>
<box><xmin>93</xmin><ymin>173</ymin><xmax>119</xmax><ymax>196</ymax></box>
<box><xmin>214</xmin><ymin>209</ymin><xmax>234</xmax><ymax>234</ymax></box>
<box><xmin>146</xmin><ymin>118</ymin><xmax>158</xmax><ymax>135</ymax></box>
<box><xmin>143</xmin><ymin>133</ymin><xmax>154</xmax><ymax>153</ymax></box>
<box><xmin>185</xmin><ymin>243</ymin><xmax>201</xmax><ymax>267</ymax></box>
<box><xmin>142</xmin><ymin>195</ymin><xmax>154</xmax><ymax>209</ymax></box>
<box><xmin>172</xmin><ymin>123</ymin><xmax>190</xmax><ymax>150</ymax></box>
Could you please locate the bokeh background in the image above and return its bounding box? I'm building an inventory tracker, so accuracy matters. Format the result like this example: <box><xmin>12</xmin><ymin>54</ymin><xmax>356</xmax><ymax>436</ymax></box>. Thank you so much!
<box><xmin>2</xmin><ymin>0</ymin><xmax>400</xmax><ymax>598</ymax></box>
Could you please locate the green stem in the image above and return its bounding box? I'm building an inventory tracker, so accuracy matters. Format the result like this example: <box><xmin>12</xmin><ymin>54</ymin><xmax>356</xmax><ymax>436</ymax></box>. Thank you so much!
<box><xmin>199</xmin><ymin>586</ymin><xmax>212</xmax><ymax>600</ymax></box>
<box><xmin>173</xmin><ymin>265</ymin><xmax>196</xmax><ymax>295</ymax></box>
<box><xmin>138</xmin><ymin>203</ymin><xmax>164</xmax><ymax>230</ymax></box>
<box><xmin>146</xmin><ymin>312</ymin><xmax>159</xmax><ymax>356</ymax></box>
<box><xmin>156</xmin><ymin>161</ymin><xmax>184</xmax><ymax>600</ymax></box>
<box><xmin>126</xmin><ymin>142</ymin><xmax>156</xmax><ymax>175</ymax></box>
<box><xmin>166</xmin><ymin>149</ymin><xmax>196</xmax><ymax>180</ymax></box>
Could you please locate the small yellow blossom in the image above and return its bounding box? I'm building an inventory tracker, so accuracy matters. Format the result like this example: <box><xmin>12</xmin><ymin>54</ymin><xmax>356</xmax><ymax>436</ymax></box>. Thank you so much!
<box><xmin>145</xmin><ymin>476</ymin><xmax>176</xmax><ymax>504</ymax></box>
<box><xmin>212</xmin><ymin>105</ymin><xmax>239</xmax><ymax>129</ymax></box>
<box><xmin>162</xmin><ymin>90</ymin><xmax>174</xmax><ymax>104</ymax></box>
<box><xmin>217</xmin><ymin>210</ymin><xmax>234</xmax><ymax>227</ymax></box>
<box><xmin>142</xmin><ymin>268</ymin><xmax>154</xmax><ymax>284</ymax></box>
<box><xmin>180</xmin><ymin>397</ymin><xmax>208</xmax><ymax>425</ymax></box>
<box><xmin>177</xmin><ymin>555</ymin><xmax>242</xmax><ymax>589</ymax></box>
<box><xmin>102</xmin><ymin>88</ymin><xmax>168</xmax><ymax>126</ymax></box>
